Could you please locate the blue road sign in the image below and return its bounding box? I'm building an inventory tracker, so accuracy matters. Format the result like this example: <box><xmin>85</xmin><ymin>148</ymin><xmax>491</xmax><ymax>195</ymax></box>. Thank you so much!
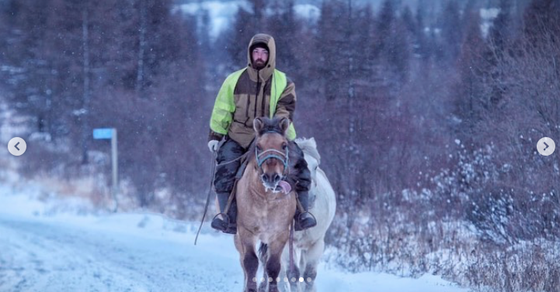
<box><xmin>93</xmin><ymin>128</ymin><xmax>114</xmax><ymax>139</ymax></box>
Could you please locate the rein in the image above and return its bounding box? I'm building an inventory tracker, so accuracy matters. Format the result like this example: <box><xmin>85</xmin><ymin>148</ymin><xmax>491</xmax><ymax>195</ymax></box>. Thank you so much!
<box><xmin>194</xmin><ymin>150</ymin><xmax>217</xmax><ymax>245</ymax></box>
<box><xmin>195</xmin><ymin>139</ymin><xmax>248</xmax><ymax>245</ymax></box>
<box><xmin>289</xmin><ymin>220</ymin><xmax>295</xmax><ymax>275</ymax></box>
<box><xmin>217</xmin><ymin>151</ymin><xmax>250</xmax><ymax>167</ymax></box>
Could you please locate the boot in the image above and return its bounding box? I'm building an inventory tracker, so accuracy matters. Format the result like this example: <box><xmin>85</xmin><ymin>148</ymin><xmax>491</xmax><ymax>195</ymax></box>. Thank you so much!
<box><xmin>211</xmin><ymin>192</ymin><xmax>237</xmax><ymax>234</ymax></box>
<box><xmin>294</xmin><ymin>191</ymin><xmax>317</xmax><ymax>231</ymax></box>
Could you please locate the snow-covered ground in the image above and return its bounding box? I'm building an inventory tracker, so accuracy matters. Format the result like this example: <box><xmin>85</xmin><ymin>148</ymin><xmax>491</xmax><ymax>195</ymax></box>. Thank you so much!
<box><xmin>0</xmin><ymin>173</ymin><xmax>471</xmax><ymax>292</ymax></box>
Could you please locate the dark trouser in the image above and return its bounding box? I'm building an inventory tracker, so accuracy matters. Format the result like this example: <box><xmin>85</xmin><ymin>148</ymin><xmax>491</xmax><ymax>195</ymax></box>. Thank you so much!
<box><xmin>213</xmin><ymin>137</ymin><xmax>311</xmax><ymax>195</ymax></box>
<box><xmin>213</xmin><ymin>137</ymin><xmax>313</xmax><ymax>232</ymax></box>
<box><xmin>287</xmin><ymin>141</ymin><xmax>311</xmax><ymax>195</ymax></box>
<box><xmin>212</xmin><ymin>137</ymin><xmax>245</xmax><ymax>233</ymax></box>
<box><xmin>287</xmin><ymin>141</ymin><xmax>315</xmax><ymax>230</ymax></box>
<box><xmin>214</xmin><ymin>137</ymin><xmax>246</xmax><ymax>194</ymax></box>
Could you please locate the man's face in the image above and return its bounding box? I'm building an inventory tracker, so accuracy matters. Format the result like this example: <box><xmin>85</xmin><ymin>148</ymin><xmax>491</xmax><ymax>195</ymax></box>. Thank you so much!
<box><xmin>252</xmin><ymin>47</ymin><xmax>269</xmax><ymax>70</ymax></box>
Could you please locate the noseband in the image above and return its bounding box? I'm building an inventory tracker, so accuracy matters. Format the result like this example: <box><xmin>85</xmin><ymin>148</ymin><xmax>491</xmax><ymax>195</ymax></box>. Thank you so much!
<box><xmin>255</xmin><ymin>134</ymin><xmax>290</xmax><ymax>177</ymax></box>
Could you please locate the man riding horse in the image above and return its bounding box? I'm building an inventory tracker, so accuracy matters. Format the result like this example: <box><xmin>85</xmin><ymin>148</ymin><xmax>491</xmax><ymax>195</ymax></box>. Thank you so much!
<box><xmin>208</xmin><ymin>33</ymin><xmax>317</xmax><ymax>234</ymax></box>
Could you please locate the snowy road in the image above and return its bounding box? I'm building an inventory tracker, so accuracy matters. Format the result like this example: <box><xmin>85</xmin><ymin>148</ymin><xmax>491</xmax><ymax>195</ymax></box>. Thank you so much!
<box><xmin>0</xmin><ymin>192</ymin><xmax>470</xmax><ymax>292</ymax></box>
<box><xmin>0</xmin><ymin>214</ymin><xmax>246</xmax><ymax>292</ymax></box>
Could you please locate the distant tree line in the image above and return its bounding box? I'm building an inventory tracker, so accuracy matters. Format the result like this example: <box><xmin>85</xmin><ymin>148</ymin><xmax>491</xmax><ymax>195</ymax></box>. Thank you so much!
<box><xmin>0</xmin><ymin>0</ymin><xmax>559</xmax><ymax>290</ymax></box>
<box><xmin>0</xmin><ymin>0</ymin><xmax>206</xmax><ymax>214</ymax></box>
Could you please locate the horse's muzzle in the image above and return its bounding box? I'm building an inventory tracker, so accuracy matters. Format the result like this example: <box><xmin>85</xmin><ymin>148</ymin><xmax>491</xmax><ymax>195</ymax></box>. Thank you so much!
<box><xmin>261</xmin><ymin>173</ymin><xmax>281</xmax><ymax>189</ymax></box>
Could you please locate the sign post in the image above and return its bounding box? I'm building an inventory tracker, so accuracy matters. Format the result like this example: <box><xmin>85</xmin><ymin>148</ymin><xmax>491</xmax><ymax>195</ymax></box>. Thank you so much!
<box><xmin>93</xmin><ymin>128</ymin><xmax>119</xmax><ymax>212</ymax></box>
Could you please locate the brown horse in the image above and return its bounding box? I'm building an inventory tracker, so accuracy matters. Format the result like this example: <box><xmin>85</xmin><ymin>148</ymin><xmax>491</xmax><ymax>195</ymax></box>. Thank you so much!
<box><xmin>234</xmin><ymin>117</ymin><xmax>297</xmax><ymax>292</ymax></box>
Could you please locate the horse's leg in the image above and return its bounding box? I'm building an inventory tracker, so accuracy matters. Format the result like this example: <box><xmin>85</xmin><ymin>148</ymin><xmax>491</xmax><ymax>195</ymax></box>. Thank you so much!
<box><xmin>287</xmin><ymin>248</ymin><xmax>301</xmax><ymax>292</ymax></box>
<box><xmin>238</xmin><ymin>232</ymin><xmax>259</xmax><ymax>292</ymax></box>
<box><xmin>258</xmin><ymin>243</ymin><xmax>269</xmax><ymax>292</ymax></box>
<box><xmin>235</xmin><ymin>234</ymin><xmax>249</xmax><ymax>291</ymax></box>
<box><xmin>258</xmin><ymin>267</ymin><xmax>268</xmax><ymax>292</ymax></box>
<box><xmin>302</xmin><ymin>240</ymin><xmax>324</xmax><ymax>292</ymax></box>
<box><xmin>277</xmin><ymin>267</ymin><xmax>289</xmax><ymax>292</ymax></box>
<box><xmin>278</xmin><ymin>246</ymin><xmax>290</xmax><ymax>292</ymax></box>
<box><xmin>258</xmin><ymin>268</ymin><xmax>268</xmax><ymax>292</ymax></box>
<box><xmin>298</xmin><ymin>248</ymin><xmax>308</xmax><ymax>291</ymax></box>
<box><xmin>265</xmin><ymin>234</ymin><xmax>289</xmax><ymax>292</ymax></box>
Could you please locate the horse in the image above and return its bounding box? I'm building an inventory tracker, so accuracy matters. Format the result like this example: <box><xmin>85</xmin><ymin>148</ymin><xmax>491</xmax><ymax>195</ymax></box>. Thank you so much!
<box><xmin>259</xmin><ymin>137</ymin><xmax>337</xmax><ymax>292</ymax></box>
<box><xmin>234</xmin><ymin>116</ymin><xmax>298</xmax><ymax>292</ymax></box>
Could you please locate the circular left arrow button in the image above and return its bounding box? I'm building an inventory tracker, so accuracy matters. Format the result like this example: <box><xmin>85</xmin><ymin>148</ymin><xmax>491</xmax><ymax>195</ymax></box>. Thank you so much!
<box><xmin>8</xmin><ymin>137</ymin><xmax>27</xmax><ymax>156</ymax></box>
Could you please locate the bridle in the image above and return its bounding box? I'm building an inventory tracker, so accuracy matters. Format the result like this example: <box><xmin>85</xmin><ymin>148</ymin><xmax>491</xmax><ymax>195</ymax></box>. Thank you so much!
<box><xmin>255</xmin><ymin>132</ymin><xmax>290</xmax><ymax>178</ymax></box>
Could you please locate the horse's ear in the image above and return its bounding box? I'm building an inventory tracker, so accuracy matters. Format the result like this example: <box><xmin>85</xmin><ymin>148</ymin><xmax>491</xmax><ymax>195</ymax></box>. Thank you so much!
<box><xmin>279</xmin><ymin>117</ymin><xmax>290</xmax><ymax>135</ymax></box>
<box><xmin>253</xmin><ymin>117</ymin><xmax>264</xmax><ymax>134</ymax></box>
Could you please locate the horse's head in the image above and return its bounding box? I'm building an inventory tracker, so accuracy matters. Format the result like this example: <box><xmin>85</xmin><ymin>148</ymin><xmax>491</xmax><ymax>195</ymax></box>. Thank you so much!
<box><xmin>253</xmin><ymin>117</ymin><xmax>290</xmax><ymax>192</ymax></box>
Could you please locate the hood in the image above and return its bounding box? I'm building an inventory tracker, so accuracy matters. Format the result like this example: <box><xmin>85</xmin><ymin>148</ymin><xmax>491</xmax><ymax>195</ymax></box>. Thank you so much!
<box><xmin>247</xmin><ymin>33</ymin><xmax>276</xmax><ymax>81</ymax></box>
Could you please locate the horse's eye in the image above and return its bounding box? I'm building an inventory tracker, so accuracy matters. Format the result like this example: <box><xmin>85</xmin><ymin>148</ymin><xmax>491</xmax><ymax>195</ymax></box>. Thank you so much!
<box><xmin>256</xmin><ymin>145</ymin><xmax>262</xmax><ymax>151</ymax></box>
<box><xmin>282</xmin><ymin>143</ymin><xmax>287</xmax><ymax>150</ymax></box>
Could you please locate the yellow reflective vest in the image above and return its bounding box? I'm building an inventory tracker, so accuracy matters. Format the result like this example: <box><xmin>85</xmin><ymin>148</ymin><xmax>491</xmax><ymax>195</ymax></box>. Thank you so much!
<box><xmin>210</xmin><ymin>68</ymin><xmax>296</xmax><ymax>141</ymax></box>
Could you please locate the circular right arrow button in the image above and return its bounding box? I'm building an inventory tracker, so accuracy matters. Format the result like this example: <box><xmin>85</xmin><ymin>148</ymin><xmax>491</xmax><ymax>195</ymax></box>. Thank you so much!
<box><xmin>537</xmin><ymin>137</ymin><xmax>555</xmax><ymax>156</ymax></box>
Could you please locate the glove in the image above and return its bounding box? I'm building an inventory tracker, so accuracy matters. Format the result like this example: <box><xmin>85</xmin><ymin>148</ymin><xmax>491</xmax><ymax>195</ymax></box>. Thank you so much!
<box><xmin>207</xmin><ymin>140</ymin><xmax>219</xmax><ymax>153</ymax></box>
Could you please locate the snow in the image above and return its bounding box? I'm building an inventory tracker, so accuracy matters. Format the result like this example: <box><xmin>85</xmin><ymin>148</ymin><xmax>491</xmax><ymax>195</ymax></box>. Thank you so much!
<box><xmin>293</xmin><ymin>4</ymin><xmax>320</xmax><ymax>23</ymax></box>
<box><xmin>175</xmin><ymin>1</ymin><xmax>249</xmax><ymax>40</ymax></box>
<box><xmin>479</xmin><ymin>8</ymin><xmax>500</xmax><ymax>38</ymax></box>
<box><xmin>0</xmin><ymin>177</ymin><xmax>470</xmax><ymax>291</ymax></box>
<box><xmin>176</xmin><ymin>1</ymin><xmax>321</xmax><ymax>41</ymax></box>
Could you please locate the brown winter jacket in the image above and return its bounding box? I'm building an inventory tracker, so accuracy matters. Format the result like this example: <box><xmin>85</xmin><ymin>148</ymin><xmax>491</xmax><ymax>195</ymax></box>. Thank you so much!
<box><xmin>208</xmin><ymin>33</ymin><xmax>297</xmax><ymax>149</ymax></box>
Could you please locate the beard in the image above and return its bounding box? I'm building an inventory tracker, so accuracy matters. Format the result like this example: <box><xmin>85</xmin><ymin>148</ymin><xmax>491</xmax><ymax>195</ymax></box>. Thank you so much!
<box><xmin>253</xmin><ymin>59</ymin><xmax>266</xmax><ymax>70</ymax></box>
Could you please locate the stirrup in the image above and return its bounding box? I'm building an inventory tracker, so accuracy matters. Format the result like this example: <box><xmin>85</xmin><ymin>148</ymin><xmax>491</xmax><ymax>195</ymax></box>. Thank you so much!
<box><xmin>211</xmin><ymin>213</ymin><xmax>237</xmax><ymax>234</ymax></box>
<box><xmin>211</xmin><ymin>213</ymin><xmax>230</xmax><ymax>230</ymax></box>
<box><xmin>294</xmin><ymin>211</ymin><xmax>317</xmax><ymax>231</ymax></box>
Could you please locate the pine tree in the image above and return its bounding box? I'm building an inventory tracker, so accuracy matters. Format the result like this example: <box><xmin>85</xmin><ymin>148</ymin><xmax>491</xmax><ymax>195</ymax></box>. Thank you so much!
<box><xmin>401</xmin><ymin>5</ymin><xmax>416</xmax><ymax>36</ymax></box>
<box><xmin>316</xmin><ymin>0</ymin><xmax>349</xmax><ymax>100</ymax></box>
<box><xmin>374</xmin><ymin>0</ymin><xmax>411</xmax><ymax>90</ymax></box>
<box><xmin>485</xmin><ymin>0</ymin><xmax>514</xmax><ymax>106</ymax></box>
<box><xmin>353</xmin><ymin>3</ymin><xmax>375</xmax><ymax>94</ymax></box>
<box><xmin>249</xmin><ymin>0</ymin><xmax>266</xmax><ymax>28</ymax></box>
<box><xmin>373</xmin><ymin>0</ymin><xmax>395</xmax><ymax>61</ymax></box>
<box><xmin>415</xmin><ymin>0</ymin><xmax>432</xmax><ymax>61</ymax></box>
<box><xmin>454</xmin><ymin>10</ymin><xmax>489</xmax><ymax>143</ymax></box>
<box><xmin>267</xmin><ymin>0</ymin><xmax>300</xmax><ymax>77</ymax></box>
<box><xmin>2</xmin><ymin>0</ymin><xmax>69</xmax><ymax>136</ymax></box>
<box><xmin>94</xmin><ymin>0</ymin><xmax>135</xmax><ymax>90</ymax></box>
<box><xmin>138</xmin><ymin>0</ymin><xmax>183</xmax><ymax>96</ymax></box>
<box><xmin>521</xmin><ymin>0</ymin><xmax>560</xmax><ymax>134</ymax></box>
<box><xmin>222</xmin><ymin>4</ymin><xmax>260</xmax><ymax>70</ymax></box>
<box><xmin>439</xmin><ymin>0</ymin><xmax>463</xmax><ymax>64</ymax></box>
<box><xmin>523</xmin><ymin>0</ymin><xmax>560</xmax><ymax>48</ymax></box>
<box><xmin>489</xmin><ymin>0</ymin><xmax>513</xmax><ymax>59</ymax></box>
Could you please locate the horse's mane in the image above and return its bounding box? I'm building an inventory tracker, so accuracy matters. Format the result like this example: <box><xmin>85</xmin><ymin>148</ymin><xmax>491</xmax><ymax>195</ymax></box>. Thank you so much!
<box><xmin>257</xmin><ymin>117</ymin><xmax>285</xmax><ymax>136</ymax></box>
<box><xmin>246</xmin><ymin>117</ymin><xmax>287</xmax><ymax>161</ymax></box>
<box><xmin>250</xmin><ymin>118</ymin><xmax>321</xmax><ymax>167</ymax></box>
<box><xmin>294</xmin><ymin>137</ymin><xmax>321</xmax><ymax>165</ymax></box>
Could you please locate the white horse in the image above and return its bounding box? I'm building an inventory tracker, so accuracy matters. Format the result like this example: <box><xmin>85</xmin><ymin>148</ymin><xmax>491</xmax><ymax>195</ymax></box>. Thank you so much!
<box><xmin>258</xmin><ymin>137</ymin><xmax>337</xmax><ymax>292</ymax></box>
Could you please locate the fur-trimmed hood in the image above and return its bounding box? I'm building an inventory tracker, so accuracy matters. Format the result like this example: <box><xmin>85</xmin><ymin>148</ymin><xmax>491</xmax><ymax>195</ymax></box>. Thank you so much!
<box><xmin>246</xmin><ymin>33</ymin><xmax>276</xmax><ymax>82</ymax></box>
